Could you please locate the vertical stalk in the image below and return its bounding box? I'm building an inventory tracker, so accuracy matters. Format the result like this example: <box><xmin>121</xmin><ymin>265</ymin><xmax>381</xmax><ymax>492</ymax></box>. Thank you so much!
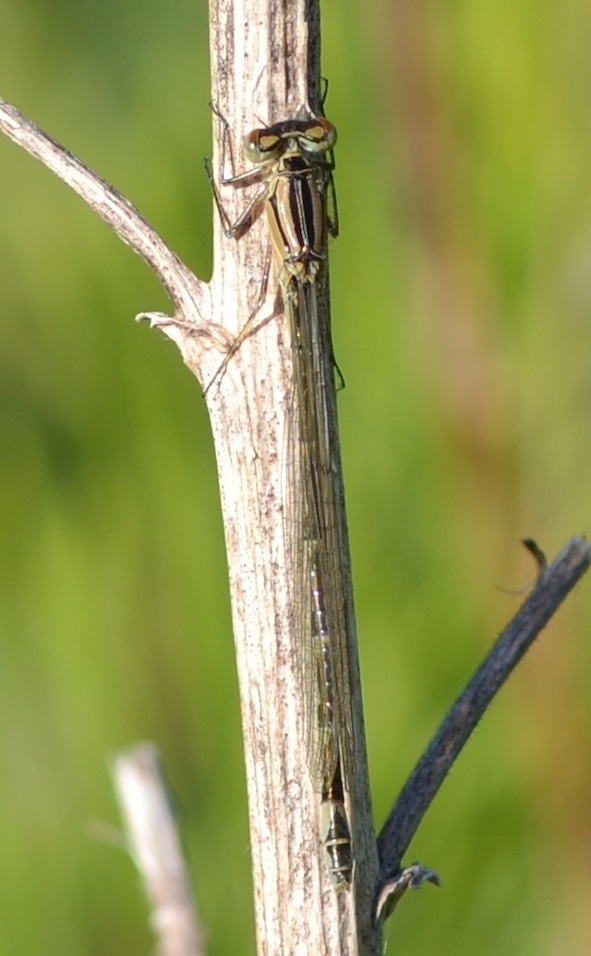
<box><xmin>200</xmin><ymin>0</ymin><xmax>382</xmax><ymax>952</ymax></box>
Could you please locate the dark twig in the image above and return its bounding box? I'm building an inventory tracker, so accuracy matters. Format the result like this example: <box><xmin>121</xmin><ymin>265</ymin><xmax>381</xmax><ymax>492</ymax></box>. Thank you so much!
<box><xmin>376</xmin><ymin>535</ymin><xmax>591</xmax><ymax>919</ymax></box>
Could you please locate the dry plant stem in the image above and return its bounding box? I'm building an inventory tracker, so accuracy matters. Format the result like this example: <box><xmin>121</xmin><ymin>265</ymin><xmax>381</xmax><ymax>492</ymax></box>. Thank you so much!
<box><xmin>1</xmin><ymin>2</ymin><xmax>380</xmax><ymax>953</ymax></box>
<box><xmin>377</xmin><ymin>535</ymin><xmax>591</xmax><ymax>892</ymax></box>
<box><xmin>203</xmin><ymin>1</ymin><xmax>380</xmax><ymax>953</ymax></box>
<box><xmin>112</xmin><ymin>745</ymin><xmax>205</xmax><ymax>956</ymax></box>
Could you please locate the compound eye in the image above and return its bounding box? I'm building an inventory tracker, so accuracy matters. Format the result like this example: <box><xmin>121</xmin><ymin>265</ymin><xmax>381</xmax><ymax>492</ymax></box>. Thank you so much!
<box><xmin>242</xmin><ymin>129</ymin><xmax>282</xmax><ymax>163</ymax></box>
<box><xmin>301</xmin><ymin>118</ymin><xmax>338</xmax><ymax>153</ymax></box>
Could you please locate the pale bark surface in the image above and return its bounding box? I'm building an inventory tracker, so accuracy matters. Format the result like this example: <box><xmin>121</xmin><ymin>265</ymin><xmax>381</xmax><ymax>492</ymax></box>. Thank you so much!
<box><xmin>198</xmin><ymin>1</ymin><xmax>381</xmax><ymax>952</ymax></box>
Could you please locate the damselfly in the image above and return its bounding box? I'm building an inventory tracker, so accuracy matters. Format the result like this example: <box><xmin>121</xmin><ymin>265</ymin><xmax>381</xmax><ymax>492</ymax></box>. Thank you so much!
<box><xmin>209</xmin><ymin>111</ymin><xmax>354</xmax><ymax>890</ymax></box>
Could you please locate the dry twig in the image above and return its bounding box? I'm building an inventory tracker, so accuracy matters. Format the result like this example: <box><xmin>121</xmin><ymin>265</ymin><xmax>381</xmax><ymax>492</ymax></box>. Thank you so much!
<box><xmin>112</xmin><ymin>744</ymin><xmax>206</xmax><ymax>956</ymax></box>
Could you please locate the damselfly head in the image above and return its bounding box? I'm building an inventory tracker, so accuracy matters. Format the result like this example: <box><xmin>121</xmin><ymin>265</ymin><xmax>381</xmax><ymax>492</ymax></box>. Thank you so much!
<box><xmin>242</xmin><ymin>118</ymin><xmax>337</xmax><ymax>166</ymax></box>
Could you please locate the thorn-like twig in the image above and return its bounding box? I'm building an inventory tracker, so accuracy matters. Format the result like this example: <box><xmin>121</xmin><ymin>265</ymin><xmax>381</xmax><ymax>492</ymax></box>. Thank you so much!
<box><xmin>374</xmin><ymin>863</ymin><xmax>441</xmax><ymax>924</ymax></box>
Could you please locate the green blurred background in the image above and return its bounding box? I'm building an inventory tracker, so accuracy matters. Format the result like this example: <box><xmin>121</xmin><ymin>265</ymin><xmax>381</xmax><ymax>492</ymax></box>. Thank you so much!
<box><xmin>1</xmin><ymin>0</ymin><xmax>591</xmax><ymax>953</ymax></box>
